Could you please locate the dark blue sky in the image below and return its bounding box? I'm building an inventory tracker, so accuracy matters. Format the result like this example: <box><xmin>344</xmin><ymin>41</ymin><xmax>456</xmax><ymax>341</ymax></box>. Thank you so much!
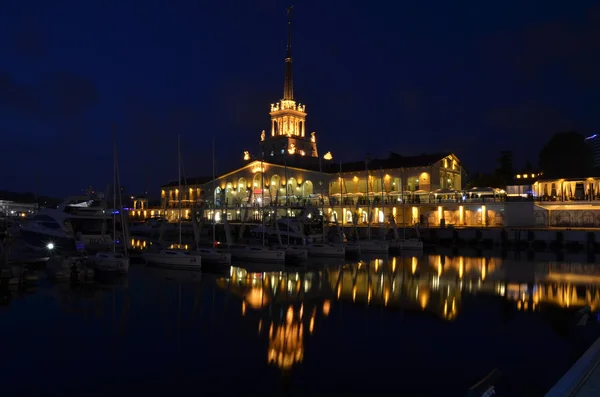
<box><xmin>1</xmin><ymin>0</ymin><xmax>600</xmax><ymax>197</ymax></box>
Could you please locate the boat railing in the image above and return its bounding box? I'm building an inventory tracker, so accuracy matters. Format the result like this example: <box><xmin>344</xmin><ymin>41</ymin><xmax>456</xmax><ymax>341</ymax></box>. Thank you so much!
<box><xmin>466</xmin><ymin>368</ymin><xmax>501</xmax><ymax>397</ymax></box>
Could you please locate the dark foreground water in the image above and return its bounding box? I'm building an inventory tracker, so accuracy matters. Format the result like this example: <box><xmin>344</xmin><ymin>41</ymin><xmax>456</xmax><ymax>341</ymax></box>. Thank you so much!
<box><xmin>2</xmin><ymin>253</ymin><xmax>600</xmax><ymax>396</ymax></box>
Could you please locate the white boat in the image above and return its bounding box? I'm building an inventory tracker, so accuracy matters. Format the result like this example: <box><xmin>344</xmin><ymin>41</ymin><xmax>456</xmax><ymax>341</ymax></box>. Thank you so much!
<box><xmin>342</xmin><ymin>241</ymin><xmax>361</xmax><ymax>256</ymax></box>
<box><xmin>94</xmin><ymin>251</ymin><xmax>129</xmax><ymax>274</ymax></box>
<box><xmin>94</xmin><ymin>133</ymin><xmax>131</xmax><ymax>276</ymax></box>
<box><xmin>251</xmin><ymin>218</ymin><xmax>323</xmax><ymax>245</ymax></box>
<box><xmin>399</xmin><ymin>239</ymin><xmax>423</xmax><ymax>250</ymax></box>
<box><xmin>46</xmin><ymin>255</ymin><xmax>94</xmax><ymax>282</ymax></box>
<box><xmin>195</xmin><ymin>248</ymin><xmax>232</xmax><ymax>264</ymax></box>
<box><xmin>306</xmin><ymin>243</ymin><xmax>345</xmax><ymax>258</ymax></box>
<box><xmin>228</xmin><ymin>245</ymin><xmax>285</xmax><ymax>263</ymax></box>
<box><xmin>142</xmin><ymin>249</ymin><xmax>202</xmax><ymax>270</ymax></box>
<box><xmin>274</xmin><ymin>245</ymin><xmax>308</xmax><ymax>261</ymax></box>
<box><xmin>389</xmin><ymin>238</ymin><xmax>424</xmax><ymax>251</ymax></box>
<box><xmin>360</xmin><ymin>240</ymin><xmax>389</xmax><ymax>255</ymax></box>
<box><xmin>19</xmin><ymin>196</ymin><xmax>114</xmax><ymax>253</ymax></box>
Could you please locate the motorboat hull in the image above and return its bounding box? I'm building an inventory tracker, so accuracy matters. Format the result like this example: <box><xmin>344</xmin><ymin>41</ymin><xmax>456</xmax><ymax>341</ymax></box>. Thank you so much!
<box><xmin>229</xmin><ymin>246</ymin><xmax>285</xmax><ymax>263</ymax></box>
<box><xmin>142</xmin><ymin>253</ymin><xmax>201</xmax><ymax>271</ymax></box>
<box><xmin>360</xmin><ymin>241</ymin><xmax>389</xmax><ymax>255</ymax></box>
<box><xmin>196</xmin><ymin>249</ymin><xmax>232</xmax><ymax>264</ymax></box>
<box><xmin>306</xmin><ymin>244</ymin><xmax>346</xmax><ymax>258</ymax></box>
<box><xmin>283</xmin><ymin>246</ymin><xmax>308</xmax><ymax>261</ymax></box>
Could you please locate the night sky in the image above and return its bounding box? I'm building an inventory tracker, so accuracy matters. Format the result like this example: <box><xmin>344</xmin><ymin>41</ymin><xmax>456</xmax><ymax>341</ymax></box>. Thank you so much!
<box><xmin>1</xmin><ymin>0</ymin><xmax>599</xmax><ymax>198</ymax></box>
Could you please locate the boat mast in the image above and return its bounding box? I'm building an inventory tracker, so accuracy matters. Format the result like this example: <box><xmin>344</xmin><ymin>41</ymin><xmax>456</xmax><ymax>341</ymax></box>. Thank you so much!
<box><xmin>380</xmin><ymin>166</ymin><xmax>384</xmax><ymax>231</ymax></box>
<box><xmin>261</xmin><ymin>151</ymin><xmax>265</xmax><ymax>247</ymax></box>
<box><xmin>212</xmin><ymin>137</ymin><xmax>216</xmax><ymax>244</ymax></box>
<box><xmin>112</xmin><ymin>124</ymin><xmax>117</xmax><ymax>253</ymax></box>
<box><xmin>339</xmin><ymin>160</ymin><xmax>345</xmax><ymax>241</ymax></box>
<box><xmin>365</xmin><ymin>157</ymin><xmax>371</xmax><ymax>241</ymax></box>
<box><xmin>114</xmin><ymin>125</ymin><xmax>129</xmax><ymax>257</ymax></box>
<box><xmin>402</xmin><ymin>167</ymin><xmax>406</xmax><ymax>240</ymax></box>
<box><xmin>320</xmin><ymin>155</ymin><xmax>325</xmax><ymax>242</ymax></box>
<box><xmin>178</xmin><ymin>134</ymin><xmax>182</xmax><ymax>246</ymax></box>
<box><xmin>284</xmin><ymin>146</ymin><xmax>290</xmax><ymax>246</ymax></box>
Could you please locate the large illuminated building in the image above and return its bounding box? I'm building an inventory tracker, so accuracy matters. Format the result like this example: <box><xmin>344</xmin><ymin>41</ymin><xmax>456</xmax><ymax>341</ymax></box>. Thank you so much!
<box><xmin>137</xmin><ymin>10</ymin><xmax>495</xmax><ymax>227</ymax></box>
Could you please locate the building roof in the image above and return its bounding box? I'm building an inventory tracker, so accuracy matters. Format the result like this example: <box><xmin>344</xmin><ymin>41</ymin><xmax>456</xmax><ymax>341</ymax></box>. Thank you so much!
<box><xmin>161</xmin><ymin>176</ymin><xmax>212</xmax><ymax>188</ymax></box>
<box><xmin>325</xmin><ymin>152</ymin><xmax>459</xmax><ymax>173</ymax></box>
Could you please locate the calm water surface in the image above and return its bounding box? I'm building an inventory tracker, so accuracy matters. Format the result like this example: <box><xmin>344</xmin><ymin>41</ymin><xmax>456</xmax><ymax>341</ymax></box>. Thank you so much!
<box><xmin>2</xmin><ymin>253</ymin><xmax>600</xmax><ymax>396</ymax></box>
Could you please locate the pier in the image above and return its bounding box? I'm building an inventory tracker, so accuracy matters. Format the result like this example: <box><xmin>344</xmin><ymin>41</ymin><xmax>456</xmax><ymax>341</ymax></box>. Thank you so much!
<box><xmin>547</xmin><ymin>336</ymin><xmax>600</xmax><ymax>396</ymax></box>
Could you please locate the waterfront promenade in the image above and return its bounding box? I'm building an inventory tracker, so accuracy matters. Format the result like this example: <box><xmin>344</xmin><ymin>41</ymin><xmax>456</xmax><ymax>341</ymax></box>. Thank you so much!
<box><xmin>547</xmin><ymin>336</ymin><xmax>600</xmax><ymax>396</ymax></box>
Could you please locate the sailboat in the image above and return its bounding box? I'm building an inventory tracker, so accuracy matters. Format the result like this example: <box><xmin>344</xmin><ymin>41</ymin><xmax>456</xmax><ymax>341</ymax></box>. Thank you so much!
<box><xmin>143</xmin><ymin>135</ymin><xmax>201</xmax><ymax>270</ymax></box>
<box><xmin>269</xmin><ymin>153</ymin><xmax>307</xmax><ymax>261</ymax></box>
<box><xmin>388</xmin><ymin>168</ymin><xmax>423</xmax><ymax>252</ymax></box>
<box><xmin>94</xmin><ymin>126</ymin><xmax>129</xmax><ymax>274</ymax></box>
<box><xmin>305</xmin><ymin>162</ymin><xmax>345</xmax><ymax>258</ymax></box>
<box><xmin>187</xmin><ymin>139</ymin><xmax>231</xmax><ymax>265</ymax></box>
<box><xmin>331</xmin><ymin>162</ymin><xmax>360</xmax><ymax>256</ymax></box>
<box><xmin>359</xmin><ymin>160</ymin><xmax>389</xmax><ymax>255</ymax></box>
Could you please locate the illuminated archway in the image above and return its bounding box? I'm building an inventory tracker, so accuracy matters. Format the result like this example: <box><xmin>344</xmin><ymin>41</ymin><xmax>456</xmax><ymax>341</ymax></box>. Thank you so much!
<box><xmin>214</xmin><ymin>187</ymin><xmax>222</xmax><ymax>207</ymax></box>
<box><xmin>287</xmin><ymin>177</ymin><xmax>297</xmax><ymax>196</ymax></box>
<box><xmin>270</xmin><ymin>174</ymin><xmax>281</xmax><ymax>199</ymax></box>
<box><xmin>225</xmin><ymin>182</ymin><xmax>234</xmax><ymax>205</ymax></box>
<box><xmin>302</xmin><ymin>180</ymin><xmax>314</xmax><ymax>197</ymax></box>
<box><xmin>238</xmin><ymin>177</ymin><xmax>247</xmax><ymax>193</ymax></box>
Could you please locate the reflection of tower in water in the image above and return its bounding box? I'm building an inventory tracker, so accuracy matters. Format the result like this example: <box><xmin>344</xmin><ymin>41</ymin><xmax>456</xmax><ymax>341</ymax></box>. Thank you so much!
<box><xmin>267</xmin><ymin>305</ymin><xmax>304</xmax><ymax>370</ymax></box>
<box><xmin>218</xmin><ymin>266</ymin><xmax>332</xmax><ymax>372</ymax></box>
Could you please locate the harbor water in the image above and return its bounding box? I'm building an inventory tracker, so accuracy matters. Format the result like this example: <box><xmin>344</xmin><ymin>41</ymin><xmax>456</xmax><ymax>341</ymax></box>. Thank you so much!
<box><xmin>1</xmin><ymin>253</ymin><xmax>600</xmax><ymax>396</ymax></box>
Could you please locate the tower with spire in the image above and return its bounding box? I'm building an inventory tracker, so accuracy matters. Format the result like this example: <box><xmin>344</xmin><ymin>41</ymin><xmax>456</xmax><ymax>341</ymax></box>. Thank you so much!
<box><xmin>261</xmin><ymin>6</ymin><xmax>318</xmax><ymax>162</ymax></box>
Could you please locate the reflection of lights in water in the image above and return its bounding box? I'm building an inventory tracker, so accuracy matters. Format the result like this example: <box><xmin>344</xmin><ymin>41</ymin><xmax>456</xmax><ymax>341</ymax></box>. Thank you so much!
<box><xmin>412</xmin><ymin>257</ymin><xmax>417</xmax><ymax>274</ymax></box>
<box><xmin>267</xmin><ymin>307</ymin><xmax>305</xmax><ymax>371</ymax></box>
<box><xmin>242</xmin><ymin>301</ymin><xmax>246</xmax><ymax>316</ymax></box>
<box><xmin>286</xmin><ymin>306</ymin><xmax>294</xmax><ymax>324</ymax></box>
<box><xmin>246</xmin><ymin>288</ymin><xmax>269</xmax><ymax>308</ymax></box>
<box><xmin>392</xmin><ymin>257</ymin><xmax>396</xmax><ymax>273</ymax></box>
<box><xmin>419</xmin><ymin>289</ymin><xmax>430</xmax><ymax>309</ymax></box>
<box><xmin>322</xmin><ymin>300</ymin><xmax>331</xmax><ymax>316</ymax></box>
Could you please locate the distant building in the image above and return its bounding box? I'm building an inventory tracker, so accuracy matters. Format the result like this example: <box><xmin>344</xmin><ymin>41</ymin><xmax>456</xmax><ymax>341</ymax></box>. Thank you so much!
<box><xmin>585</xmin><ymin>134</ymin><xmax>600</xmax><ymax>169</ymax></box>
<box><xmin>0</xmin><ymin>200</ymin><xmax>38</xmax><ymax>217</ymax></box>
<box><xmin>506</xmin><ymin>171</ymin><xmax>540</xmax><ymax>198</ymax></box>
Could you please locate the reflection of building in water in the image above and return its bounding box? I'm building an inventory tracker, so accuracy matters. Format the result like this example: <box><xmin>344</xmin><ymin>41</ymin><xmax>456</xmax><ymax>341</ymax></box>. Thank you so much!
<box><xmin>326</xmin><ymin>257</ymin><xmax>466</xmax><ymax>321</ymax></box>
<box><xmin>217</xmin><ymin>266</ymin><xmax>331</xmax><ymax>371</ymax></box>
<box><xmin>217</xmin><ymin>257</ymin><xmax>600</xmax><ymax>372</ymax></box>
<box><xmin>501</xmin><ymin>262</ymin><xmax>600</xmax><ymax>312</ymax></box>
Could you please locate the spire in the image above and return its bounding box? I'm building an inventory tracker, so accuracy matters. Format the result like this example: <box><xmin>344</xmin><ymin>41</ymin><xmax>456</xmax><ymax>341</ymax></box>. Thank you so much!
<box><xmin>283</xmin><ymin>5</ymin><xmax>294</xmax><ymax>100</ymax></box>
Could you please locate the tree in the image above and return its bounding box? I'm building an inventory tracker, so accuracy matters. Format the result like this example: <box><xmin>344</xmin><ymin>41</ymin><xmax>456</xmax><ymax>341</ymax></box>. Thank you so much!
<box><xmin>495</xmin><ymin>150</ymin><xmax>514</xmax><ymax>186</ymax></box>
<box><xmin>539</xmin><ymin>131</ymin><xmax>594</xmax><ymax>178</ymax></box>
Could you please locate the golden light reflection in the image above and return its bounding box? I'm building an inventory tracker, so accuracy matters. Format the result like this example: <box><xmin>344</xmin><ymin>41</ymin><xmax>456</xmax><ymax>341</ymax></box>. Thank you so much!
<box><xmin>216</xmin><ymin>260</ymin><xmax>600</xmax><ymax>373</ymax></box>
<box><xmin>267</xmin><ymin>306</ymin><xmax>305</xmax><ymax>371</ymax></box>
<box><xmin>322</xmin><ymin>300</ymin><xmax>331</xmax><ymax>316</ymax></box>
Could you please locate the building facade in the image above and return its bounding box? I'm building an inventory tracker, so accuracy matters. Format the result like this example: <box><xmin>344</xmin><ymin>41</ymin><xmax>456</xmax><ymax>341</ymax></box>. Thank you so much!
<box><xmin>135</xmin><ymin>10</ymin><xmax>485</xmax><ymax>228</ymax></box>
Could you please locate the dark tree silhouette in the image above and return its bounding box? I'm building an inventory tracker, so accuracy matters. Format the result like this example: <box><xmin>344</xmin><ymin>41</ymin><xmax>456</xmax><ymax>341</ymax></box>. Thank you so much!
<box><xmin>524</xmin><ymin>160</ymin><xmax>534</xmax><ymax>172</ymax></box>
<box><xmin>539</xmin><ymin>131</ymin><xmax>594</xmax><ymax>178</ymax></box>
<box><xmin>495</xmin><ymin>150</ymin><xmax>514</xmax><ymax>186</ymax></box>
